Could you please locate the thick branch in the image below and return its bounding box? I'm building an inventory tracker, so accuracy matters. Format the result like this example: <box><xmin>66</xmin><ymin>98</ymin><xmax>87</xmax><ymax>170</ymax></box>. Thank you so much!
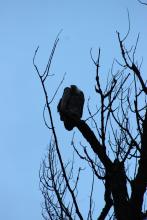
<box><xmin>97</xmin><ymin>202</ymin><xmax>112</xmax><ymax>220</ymax></box>
<box><xmin>130</xmin><ymin>110</ymin><xmax>147</xmax><ymax>218</ymax></box>
<box><xmin>76</xmin><ymin>120</ymin><xmax>113</xmax><ymax>170</ymax></box>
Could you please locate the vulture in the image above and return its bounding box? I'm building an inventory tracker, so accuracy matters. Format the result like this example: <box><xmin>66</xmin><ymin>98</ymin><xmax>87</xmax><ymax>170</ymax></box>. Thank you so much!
<box><xmin>57</xmin><ymin>85</ymin><xmax>85</xmax><ymax>131</ymax></box>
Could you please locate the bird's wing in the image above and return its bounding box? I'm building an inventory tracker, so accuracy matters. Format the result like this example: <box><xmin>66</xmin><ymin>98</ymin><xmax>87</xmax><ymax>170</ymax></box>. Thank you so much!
<box><xmin>60</xmin><ymin>87</ymin><xmax>71</xmax><ymax>111</ymax></box>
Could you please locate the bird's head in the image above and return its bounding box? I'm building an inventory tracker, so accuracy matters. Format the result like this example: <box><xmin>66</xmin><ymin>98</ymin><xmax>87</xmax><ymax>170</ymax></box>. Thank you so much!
<box><xmin>70</xmin><ymin>85</ymin><xmax>79</xmax><ymax>93</ymax></box>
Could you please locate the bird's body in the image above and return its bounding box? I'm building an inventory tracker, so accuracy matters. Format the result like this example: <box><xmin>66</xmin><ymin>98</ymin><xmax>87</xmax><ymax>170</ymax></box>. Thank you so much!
<box><xmin>57</xmin><ymin>85</ymin><xmax>84</xmax><ymax>130</ymax></box>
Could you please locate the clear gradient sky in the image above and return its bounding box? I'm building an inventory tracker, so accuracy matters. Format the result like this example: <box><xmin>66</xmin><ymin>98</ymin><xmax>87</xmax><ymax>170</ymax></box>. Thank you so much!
<box><xmin>0</xmin><ymin>0</ymin><xmax>147</xmax><ymax>219</ymax></box>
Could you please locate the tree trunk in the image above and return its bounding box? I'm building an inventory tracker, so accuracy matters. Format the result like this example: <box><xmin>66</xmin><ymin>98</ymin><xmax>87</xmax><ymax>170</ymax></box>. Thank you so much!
<box><xmin>108</xmin><ymin>160</ymin><xmax>133</xmax><ymax>220</ymax></box>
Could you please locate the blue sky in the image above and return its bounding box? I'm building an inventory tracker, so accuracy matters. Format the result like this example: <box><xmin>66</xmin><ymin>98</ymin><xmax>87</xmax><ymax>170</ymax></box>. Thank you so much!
<box><xmin>0</xmin><ymin>0</ymin><xmax>147</xmax><ymax>219</ymax></box>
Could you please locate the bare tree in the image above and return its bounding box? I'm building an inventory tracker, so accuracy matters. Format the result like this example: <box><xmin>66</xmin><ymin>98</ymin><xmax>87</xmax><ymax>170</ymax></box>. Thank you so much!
<box><xmin>33</xmin><ymin>26</ymin><xmax>147</xmax><ymax>220</ymax></box>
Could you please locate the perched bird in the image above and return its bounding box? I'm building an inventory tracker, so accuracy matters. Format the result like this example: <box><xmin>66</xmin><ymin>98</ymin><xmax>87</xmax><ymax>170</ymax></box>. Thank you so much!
<box><xmin>57</xmin><ymin>85</ymin><xmax>85</xmax><ymax>131</ymax></box>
